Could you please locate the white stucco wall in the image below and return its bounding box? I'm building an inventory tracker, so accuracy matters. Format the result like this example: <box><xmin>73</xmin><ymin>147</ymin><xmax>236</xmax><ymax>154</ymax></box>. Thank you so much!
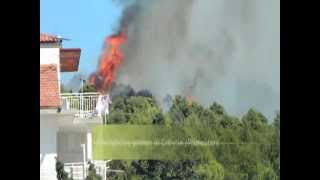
<box><xmin>40</xmin><ymin>48</ymin><xmax>59</xmax><ymax>65</ymax></box>
<box><xmin>40</xmin><ymin>115</ymin><xmax>58</xmax><ymax>180</ymax></box>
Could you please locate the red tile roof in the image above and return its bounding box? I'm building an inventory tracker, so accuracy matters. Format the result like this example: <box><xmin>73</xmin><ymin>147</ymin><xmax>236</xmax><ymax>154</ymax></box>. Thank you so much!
<box><xmin>40</xmin><ymin>33</ymin><xmax>60</xmax><ymax>43</ymax></box>
<box><xmin>40</xmin><ymin>64</ymin><xmax>60</xmax><ymax>108</ymax></box>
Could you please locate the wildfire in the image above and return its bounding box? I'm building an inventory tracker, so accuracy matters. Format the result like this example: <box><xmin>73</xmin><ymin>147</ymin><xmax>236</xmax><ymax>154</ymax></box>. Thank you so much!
<box><xmin>89</xmin><ymin>29</ymin><xmax>127</xmax><ymax>93</ymax></box>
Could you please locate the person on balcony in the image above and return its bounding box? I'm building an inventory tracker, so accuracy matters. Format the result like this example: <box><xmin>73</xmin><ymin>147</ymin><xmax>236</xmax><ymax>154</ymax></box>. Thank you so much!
<box><xmin>95</xmin><ymin>94</ymin><xmax>112</xmax><ymax>118</ymax></box>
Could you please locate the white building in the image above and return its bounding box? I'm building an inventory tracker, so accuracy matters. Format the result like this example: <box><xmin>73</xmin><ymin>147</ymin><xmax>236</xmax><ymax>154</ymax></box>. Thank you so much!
<box><xmin>40</xmin><ymin>33</ymin><xmax>108</xmax><ymax>180</ymax></box>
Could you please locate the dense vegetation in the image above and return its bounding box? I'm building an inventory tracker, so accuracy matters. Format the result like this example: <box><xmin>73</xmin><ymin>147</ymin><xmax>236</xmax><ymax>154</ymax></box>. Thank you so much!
<box><xmin>62</xmin><ymin>83</ymin><xmax>280</xmax><ymax>180</ymax></box>
<box><xmin>104</xmin><ymin>88</ymin><xmax>280</xmax><ymax>180</ymax></box>
<box><xmin>56</xmin><ymin>158</ymin><xmax>73</xmax><ymax>180</ymax></box>
<box><xmin>86</xmin><ymin>161</ymin><xmax>102</xmax><ymax>180</ymax></box>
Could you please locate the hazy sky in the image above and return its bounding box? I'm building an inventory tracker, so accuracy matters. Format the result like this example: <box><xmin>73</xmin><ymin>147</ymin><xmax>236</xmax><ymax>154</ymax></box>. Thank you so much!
<box><xmin>40</xmin><ymin>0</ymin><xmax>123</xmax><ymax>83</ymax></box>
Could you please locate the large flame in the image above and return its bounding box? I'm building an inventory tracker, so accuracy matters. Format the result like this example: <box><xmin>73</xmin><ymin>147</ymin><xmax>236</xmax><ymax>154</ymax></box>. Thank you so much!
<box><xmin>89</xmin><ymin>29</ymin><xmax>127</xmax><ymax>93</ymax></box>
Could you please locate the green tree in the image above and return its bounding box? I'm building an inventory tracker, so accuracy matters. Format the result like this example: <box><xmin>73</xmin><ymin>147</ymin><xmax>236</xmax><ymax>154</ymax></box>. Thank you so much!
<box><xmin>79</xmin><ymin>84</ymin><xmax>96</xmax><ymax>93</ymax></box>
<box><xmin>86</xmin><ymin>161</ymin><xmax>102</xmax><ymax>180</ymax></box>
<box><xmin>169</xmin><ymin>95</ymin><xmax>192</xmax><ymax>124</ymax></box>
<box><xmin>209</xmin><ymin>102</ymin><xmax>226</xmax><ymax>116</ymax></box>
<box><xmin>126</xmin><ymin>97</ymin><xmax>161</xmax><ymax>125</ymax></box>
<box><xmin>56</xmin><ymin>158</ymin><xmax>73</xmax><ymax>180</ymax></box>
<box><xmin>106</xmin><ymin>160</ymin><xmax>129</xmax><ymax>180</ymax></box>
<box><xmin>100</xmin><ymin>90</ymin><xmax>279</xmax><ymax>180</ymax></box>
<box><xmin>60</xmin><ymin>84</ymin><xmax>72</xmax><ymax>93</ymax></box>
<box><xmin>195</xmin><ymin>160</ymin><xmax>224</xmax><ymax>180</ymax></box>
<box><xmin>273</xmin><ymin>111</ymin><xmax>280</xmax><ymax>129</ymax></box>
<box><xmin>242</xmin><ymin>108</ymin><xmax>268</xmax><ymax>130</ymax></box>
<box><xmin>107</xmin><ymin>96</ymin><xmax>162</xmax><ymax>125</ymax></box>
<box><xmin>269</xmin><ymin>111</ymin><xmax>280</xmax><ymax>177</ymax></box>
<box><xmin>136</xmin><ymin>89</ymin><xmax>153</xmax><ymax>98</ymax></box>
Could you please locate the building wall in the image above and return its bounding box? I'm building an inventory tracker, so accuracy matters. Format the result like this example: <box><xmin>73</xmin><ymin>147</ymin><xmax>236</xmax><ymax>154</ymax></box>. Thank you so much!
<box><xmin>40</xmin><ymin>42</ymin><xmax>60</xmax><ymax>48</ymax></box>
<box><xmin>40</xmin><ymin>114</ymin><xmax>58</xmax><ymax>180</ymax></box>
<box><xmin>40</xmin><ymin>65</ymin><xmax>60</xmax><ymax>107</ymax></box>
<box><xmin>40</xmin><ymin>48</ymin><xmax>59</xmax><ymax>65</ymax></box>
<box><xmin>57</xmin><ymin>131</ymin><xmax>86</xmax><ymax>163</ymax></box>
<box><xmin>40</xmin><ymin>47</ymin><xmax>61</xmax><ymax>94</ymax></box>
<box><xmin>40</xmin><ymin>42</ymin><xmax>90</xmax><ymax>179</ymax></box>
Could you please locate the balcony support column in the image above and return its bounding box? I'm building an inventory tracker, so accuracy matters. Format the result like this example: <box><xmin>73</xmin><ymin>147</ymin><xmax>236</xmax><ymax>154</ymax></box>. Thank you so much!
<box><xmin>87</xmin><ymin>131</ymin><xmax>93</xmax><ymax>161</ymax></box>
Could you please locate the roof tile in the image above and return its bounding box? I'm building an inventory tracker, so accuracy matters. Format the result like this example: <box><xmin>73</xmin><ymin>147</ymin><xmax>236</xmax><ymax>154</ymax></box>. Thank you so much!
<box><xmin>40</xmin><ymin>64</ymin><xmax>60</xmax><ymax>108</ymax></box>
<box><xmin>40</xmin><ymin>33</ymin><xmax>60</xmax><ymax>43</ymax></box>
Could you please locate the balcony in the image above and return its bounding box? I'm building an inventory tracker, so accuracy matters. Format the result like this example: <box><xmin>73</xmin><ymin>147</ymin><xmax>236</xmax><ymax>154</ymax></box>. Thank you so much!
<box><xmin>60</xmin><ymin>92</ymin><xmax>109</xmax><ymax>124</ymax></box>
<box><xmin>64</xmin><ymin>160</ymin><xmax>112</xmax><ymax>180</ymax></box>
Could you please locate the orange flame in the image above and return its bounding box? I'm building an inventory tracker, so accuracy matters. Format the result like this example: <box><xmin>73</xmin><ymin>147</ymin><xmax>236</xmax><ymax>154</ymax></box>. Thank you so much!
<box><xmin>89</xmin><ymin>29</ymin><xmax>127</xmax><ymax>93</ymax></box>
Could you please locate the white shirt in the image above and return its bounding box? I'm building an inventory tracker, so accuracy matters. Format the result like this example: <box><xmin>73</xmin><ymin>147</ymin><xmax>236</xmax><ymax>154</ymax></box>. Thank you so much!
<box><xmin>96</xmin><ymin>94</ymin><xmax>112</xmax><ymax>116</ymax></box>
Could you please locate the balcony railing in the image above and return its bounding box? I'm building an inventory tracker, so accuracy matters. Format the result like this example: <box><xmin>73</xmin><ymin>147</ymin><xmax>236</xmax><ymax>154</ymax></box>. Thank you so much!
<box><xmin>60</xmin><ymin>92</ymin><xmax>100</xmax><ymax>118</ymax></box>
<box><xmin>64</xmin><ymin>162</ymin><xmax>87</xmax><ymax>180</ymax></box>
<box><xmin>64</xmin><ymin>161</ymin><xmax>108</xmax><ymax>180</ymax></box>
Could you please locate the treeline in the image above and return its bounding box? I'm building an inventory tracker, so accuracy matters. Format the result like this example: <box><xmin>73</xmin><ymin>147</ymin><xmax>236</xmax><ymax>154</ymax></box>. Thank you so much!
<box><xmin>105</xmin><ymin>90</ymin><xmax>279</xmax><ymax>180</ymax></box>
<box><xmin>62</xmin><ymin>83</ymin><xmax>280</xmax><ymax>179</ymax></box>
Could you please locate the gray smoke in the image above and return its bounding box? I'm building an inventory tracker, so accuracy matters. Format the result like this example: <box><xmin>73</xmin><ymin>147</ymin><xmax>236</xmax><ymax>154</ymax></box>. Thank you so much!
<box><xmin>114</xmin><ymin>0</ymin><xmax>280</xmax><ymax>120</ymax></box>
<box><xmin>65</xmin><ymin>73</ymin><xmax>87</xmax><ymax>92</ymax></box>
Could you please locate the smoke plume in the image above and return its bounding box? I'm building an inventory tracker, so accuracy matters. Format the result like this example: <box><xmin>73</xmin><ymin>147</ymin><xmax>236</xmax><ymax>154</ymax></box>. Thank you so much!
<box><xmin>113</xmin><ymin>0</ymin><xmax>280</xmax><ymax>120</ymax></box>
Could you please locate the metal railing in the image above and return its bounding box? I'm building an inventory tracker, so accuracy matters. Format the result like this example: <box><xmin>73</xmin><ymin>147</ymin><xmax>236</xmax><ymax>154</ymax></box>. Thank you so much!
<box><xmin>64</xmin><ymin>161</ymin><xmax>108</xmax><ymax>180</ymax></box>
<box><xmin>60</xmin><ymin>92</ymin><xmax>100</xmax><ymax>118</ymax></box>
<box><xmin>64</xmin><ymin>162</ymin><xmax>87</xmax><ymax>180</ymax></box>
